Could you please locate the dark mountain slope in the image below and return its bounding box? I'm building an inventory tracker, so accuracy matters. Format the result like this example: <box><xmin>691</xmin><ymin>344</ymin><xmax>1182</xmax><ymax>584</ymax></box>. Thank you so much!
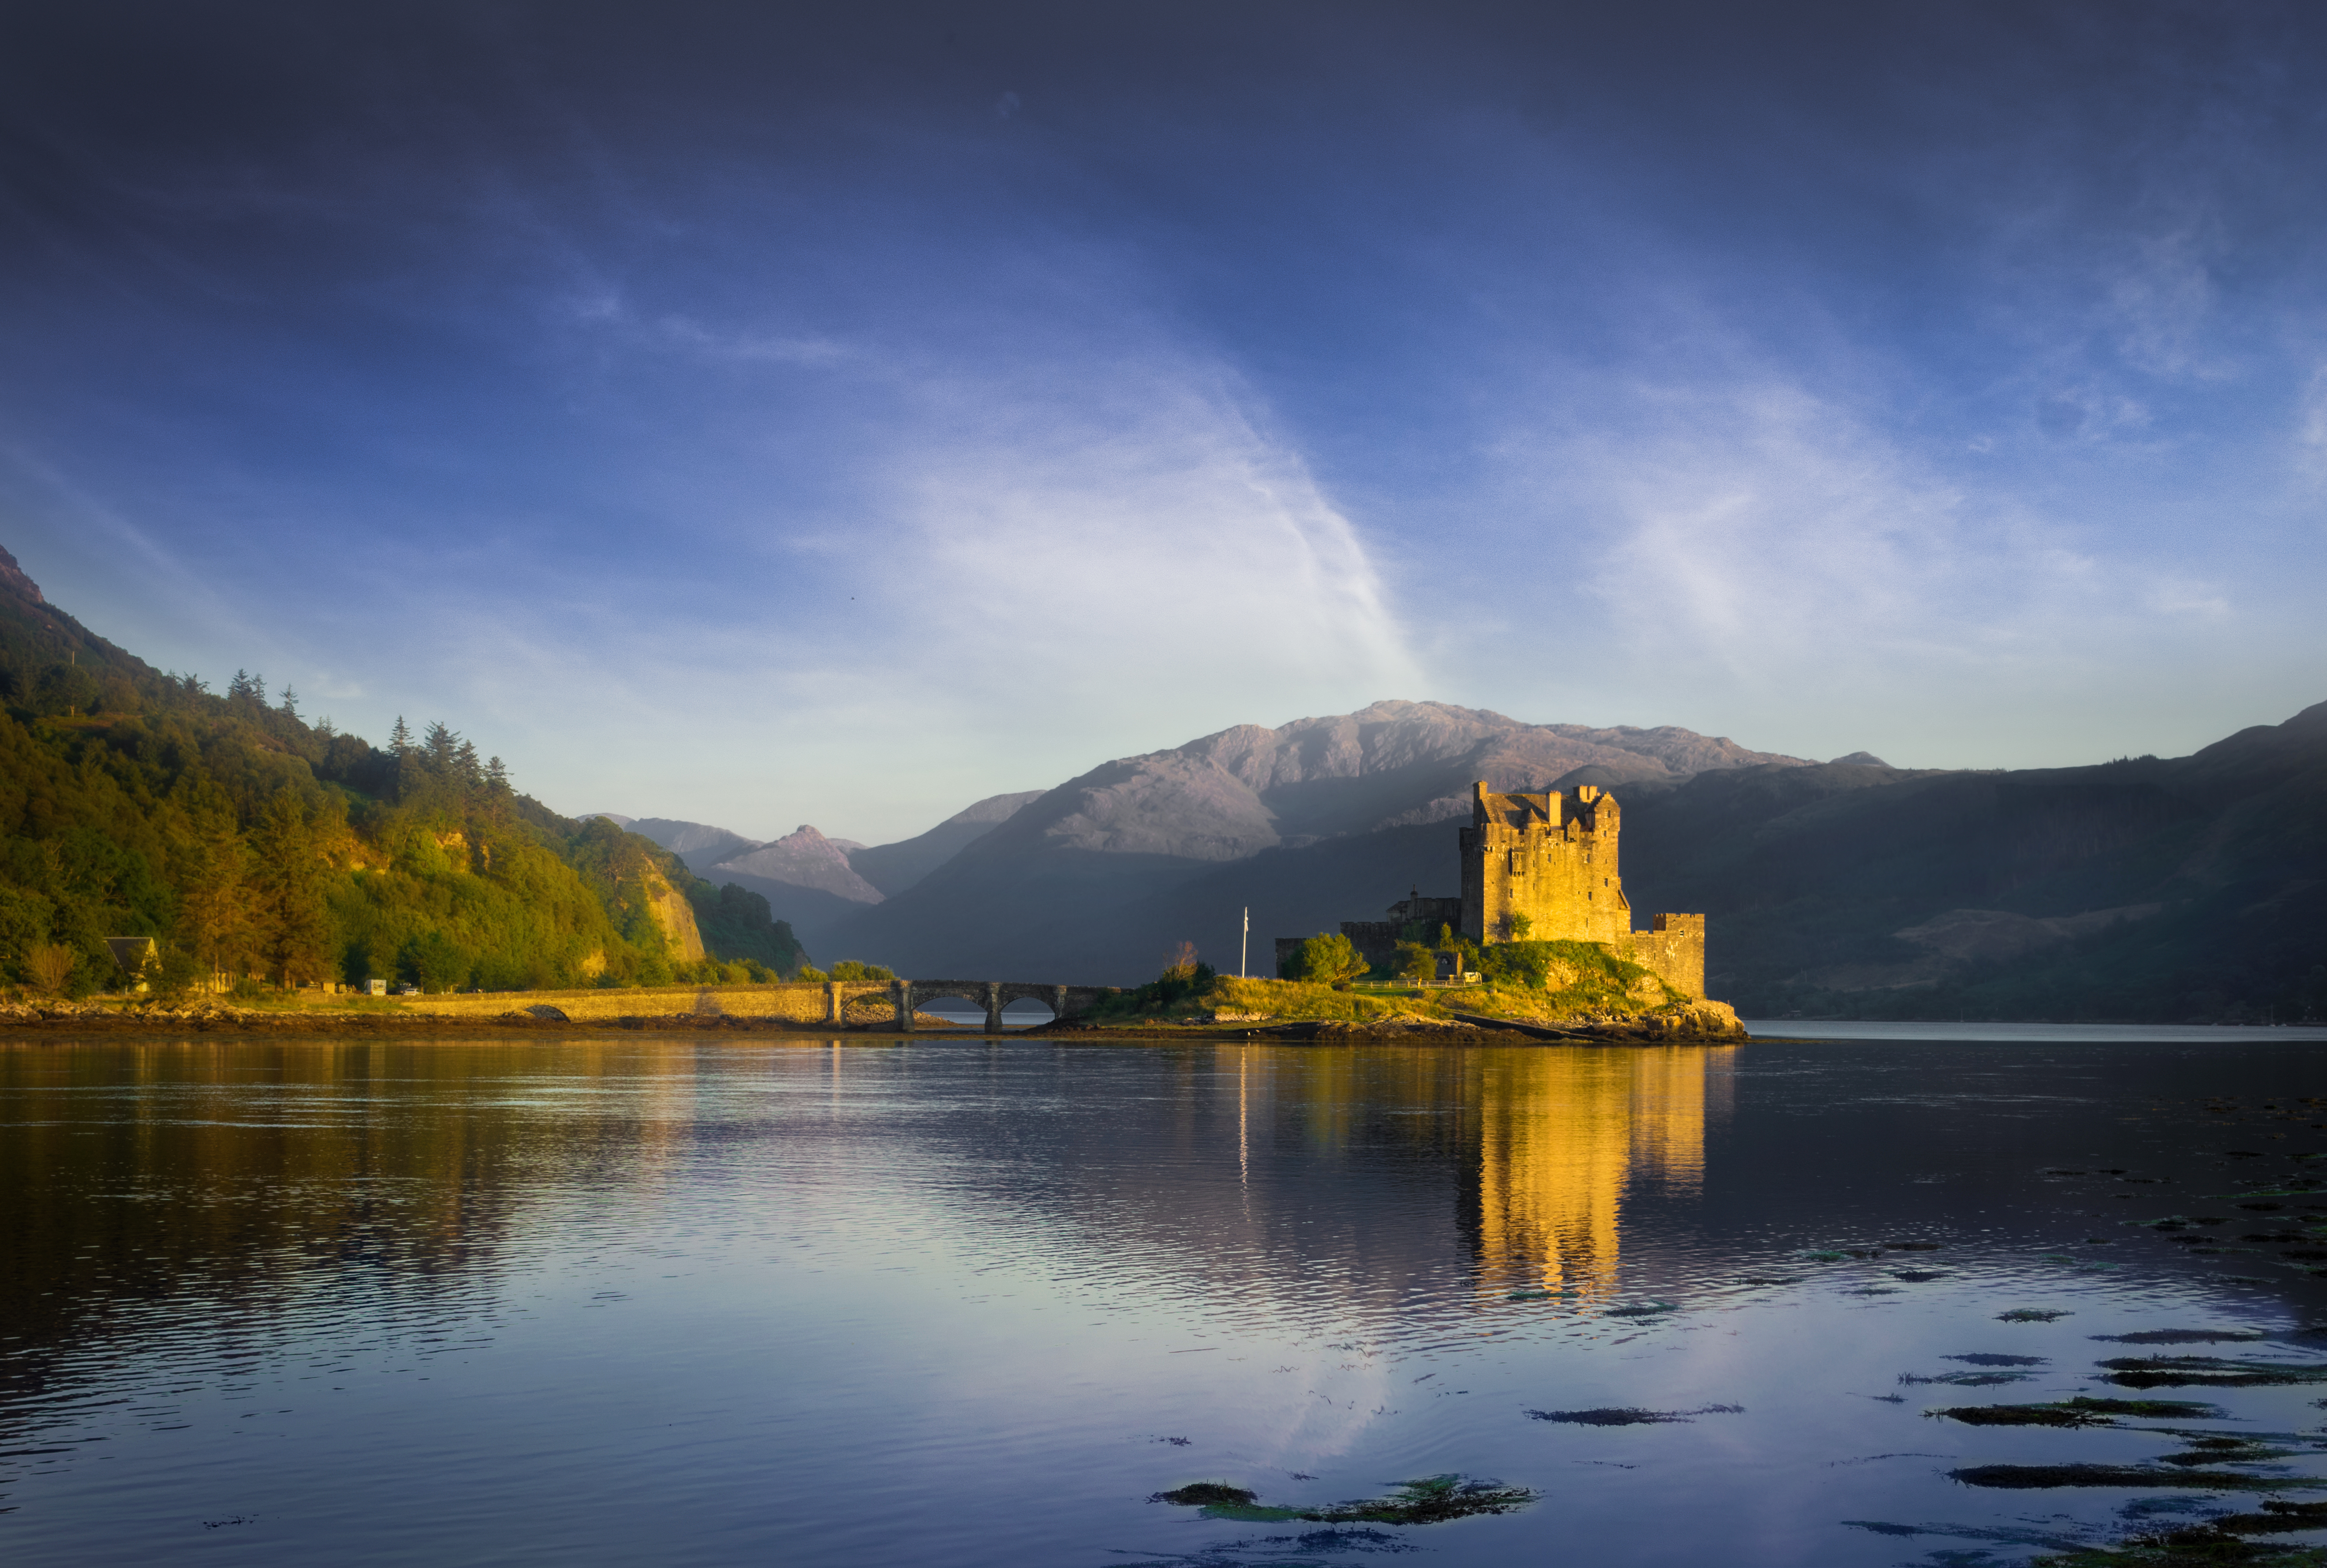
<box><xmin>828</xmin><ymin>702</ymin><xmax>2326</xmax><ymax>1020</ymax></box>
<box><xmin>1610</xmin><ymin>702</ymin><xmax>2327</xmax><ymax>1020</ymax></box>
<box><xmin>846</xmin><ymin>790</ymin><xmax>1044</xmax><ymax>896</ymax></box>
<box><xmin>826</xmin><ymin>702</ymin><xmax>1802</xmax><ymax>981</ymax></box>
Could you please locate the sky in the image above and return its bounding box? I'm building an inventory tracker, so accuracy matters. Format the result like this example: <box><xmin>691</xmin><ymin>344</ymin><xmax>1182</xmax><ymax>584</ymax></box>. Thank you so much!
<box><xmin>2</xmin><ymin>1</ymin><xmax>2323</xmax><ymax>844</ymax></box>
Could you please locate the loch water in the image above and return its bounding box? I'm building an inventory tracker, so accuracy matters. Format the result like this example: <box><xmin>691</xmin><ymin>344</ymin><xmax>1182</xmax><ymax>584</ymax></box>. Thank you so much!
<box><xmin>7</xmin><ymin>1030</ymin><xmax>2327</xmax><ymax>1566</ymax></box>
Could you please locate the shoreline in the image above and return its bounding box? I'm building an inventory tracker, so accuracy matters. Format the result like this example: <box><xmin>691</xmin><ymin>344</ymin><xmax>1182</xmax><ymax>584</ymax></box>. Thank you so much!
<box><xmin>0</xmin><ymin>1001</ymin><xmax>1747</xmax><ymax>1046</ymax></box>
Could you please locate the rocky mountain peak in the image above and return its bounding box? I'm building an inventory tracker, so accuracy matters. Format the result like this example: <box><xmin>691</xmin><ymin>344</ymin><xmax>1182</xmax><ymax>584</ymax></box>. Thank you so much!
<box><xmin>0</xmin><ymin>546</ymin><xmax>43</xmax><ymax>607</ymax></box>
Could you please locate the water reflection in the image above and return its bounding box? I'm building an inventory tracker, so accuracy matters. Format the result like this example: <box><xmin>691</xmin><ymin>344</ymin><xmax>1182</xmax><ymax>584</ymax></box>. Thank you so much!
<box><xmin>1474</xmin><ymin>1048</ymin><xmax>1727</xmax><ymax>1298</ymax></box>
<box><xmin>3</xmin><ymin>1036</ymin><xmax>2324</xmax><ymax>1568</ymax></box>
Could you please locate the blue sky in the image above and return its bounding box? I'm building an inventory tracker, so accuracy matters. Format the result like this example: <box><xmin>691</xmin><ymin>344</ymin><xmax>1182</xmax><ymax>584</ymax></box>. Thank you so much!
<box><xmin>3</xmin><ymin>2</ymin><xmax>2323</xmax><ymax>843</ymax></box>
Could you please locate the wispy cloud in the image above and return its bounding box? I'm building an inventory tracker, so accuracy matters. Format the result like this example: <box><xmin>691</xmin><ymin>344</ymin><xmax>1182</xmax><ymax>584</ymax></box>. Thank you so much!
<box><xmin>885</xmin><ymin>360</ymin><xmax>1417</xmax><ymax>707</ymax></box>
<box><xmin>334</xmin><ymin>341</ymin><xmax>1421</xmax><ymax>838</ymax></box>
<box><xmin>1449</xmin><ymin>361</ymin><xmax>2288</xmax><ymax>762</ymax></box>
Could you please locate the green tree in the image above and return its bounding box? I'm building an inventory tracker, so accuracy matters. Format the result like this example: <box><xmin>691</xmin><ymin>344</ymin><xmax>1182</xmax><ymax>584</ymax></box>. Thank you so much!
<box><xmin>1154</xmin><ymin>954</ymin><xmax>1217</xmax><ymax>1006</ymax></box>
<box><xmin>1283</xmin><ymin>931</ymin><xmax>1368</xmax><ymax>985</ymax></box>
<box><xmin>400</xmin><ymin>930</ymin><xmax>471</xmax><ymax>993</ymax></box>
<box><xmin>35</xmin><ymin>662</ymin><xmax>101</xmax><ymax>717</ymax></box>
<box><xmin>829</xmin><ymin>959</ymin><xmax>894</xmax><ymax>983</ymax></box>
<box><xmin>250</xmin><ymin>790</ymin><xmax>330</xmax><ymax>986</ymax></box>
<box><xmin>0</xmin><ymin>884</ymin><xmax>54</xmax><ymax>983</ymax></box>
<box><xmin>151</xmin><ymin>946</ymin><xmax>203</xmax><ymax>1001</ymax></box>
<box><xmin>1481</xmin><ymin>940</ymin><xmax>1557</xmax><ymax>989</ymax></box>
<box><xmin>177</xmin><ymin>812</ymin><xmax>252</xmax><ymax>988</ymax></box>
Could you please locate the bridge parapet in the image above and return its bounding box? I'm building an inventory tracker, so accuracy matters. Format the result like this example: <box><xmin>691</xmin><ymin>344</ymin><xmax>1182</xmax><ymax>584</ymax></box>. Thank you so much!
<box><xmin>888</xmin><ymin>979</ymin><xmax>1117</xmax><ymax>1032</ymax></box>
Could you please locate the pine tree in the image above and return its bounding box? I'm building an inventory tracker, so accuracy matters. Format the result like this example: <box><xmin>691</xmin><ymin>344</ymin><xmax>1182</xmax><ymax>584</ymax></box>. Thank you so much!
<box><xmin>389</xmin><ymin>716</ymin><xmax>412</xmax><ymax>755</ymax></box>
<box><xmin>178</xmin><ymin>813</ymin><xmax>253</xmax><ymax>987</ymax></box>
<box><xmin>422</xmin><ymin>721</ymin><xmax>457</xmax><ymax>773</ymax></box>
<box><xmin>485</xmin><ymin>755</ymin><xmax>509</xmax><ymax>791</ymax></box>
<box><xmin>250</xmin><ymin>790</ymin><xmax>329</xmax><ymax>986</ymax></box>
<box><xmin>454</xmin><ymin>738</ymin><xmax>481</xmax><ymax>787</ymax></box>
<box><xmin>278</xmin><ymin>686</ymin><xmax>299</xmax><ymax>720</ymax></box>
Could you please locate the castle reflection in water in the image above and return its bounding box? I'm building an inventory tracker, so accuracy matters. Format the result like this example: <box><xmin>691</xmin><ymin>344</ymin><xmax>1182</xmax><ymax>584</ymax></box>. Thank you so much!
<box><xmin>0</xmin><ymin>1038</ymin><xmax>1739</xmax><ymax>1379</ymax></box>
<box><xmin>1189</xmin><ymin>1042</ymin><xmax>1738</xmax><ymax>1308</ymax></box>
<box><xmin>1472</xmin><ymin>1047</ymin><xmax>1730</xmax><ymax>1296</ymax></box>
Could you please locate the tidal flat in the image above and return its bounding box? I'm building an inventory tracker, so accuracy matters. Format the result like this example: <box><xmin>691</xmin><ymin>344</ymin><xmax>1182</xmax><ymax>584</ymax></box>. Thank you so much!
<box><xmin>6</xmin><ymin>1029</ymin><xmax>2327</xmax><ymax>1566</ymax></box>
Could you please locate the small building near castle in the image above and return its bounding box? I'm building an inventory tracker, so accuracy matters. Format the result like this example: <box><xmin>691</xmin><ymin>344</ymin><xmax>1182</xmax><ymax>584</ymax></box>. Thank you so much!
<box><xmin>1276</xmin><ymin>780</ymin><xmax>1707</xmax><ymax>998</ymax></box>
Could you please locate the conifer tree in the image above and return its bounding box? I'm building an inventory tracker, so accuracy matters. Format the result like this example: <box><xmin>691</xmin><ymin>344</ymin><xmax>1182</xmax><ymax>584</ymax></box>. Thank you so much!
<box><xmin>178</xmin><ymin>813</ymin><xmax>253</xmax><ymax>987</ymax></box>
<box><xmin>250</xmin><ymin>790</ymin><xmax>329</xmax><ymax>986</ymax></box>
<box><xmin>389</xmin><ymin>715</ymin><xmax>412</xmax><ymax>755</ymax></box>
<box><xmin>422</xmin><ymin>721</ymin><xmax>457</xmax><ymax>773</ymax></box>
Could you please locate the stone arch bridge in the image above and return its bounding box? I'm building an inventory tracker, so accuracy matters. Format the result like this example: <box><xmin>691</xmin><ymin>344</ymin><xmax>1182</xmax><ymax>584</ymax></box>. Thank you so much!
<box><xmin>850</xmin><ymin>979</ymin><xmax>1117</xmax><ymax>1032</ymax></box>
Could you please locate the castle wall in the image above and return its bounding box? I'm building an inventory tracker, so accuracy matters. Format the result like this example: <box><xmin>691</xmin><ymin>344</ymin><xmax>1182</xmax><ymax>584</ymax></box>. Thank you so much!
<box><xmin>1272</xmin><ymin>786</ymin><xmax>1713</xmax><ymax>1000</ymax></box>
<box><xmin>1460</xmin><ymin>783</ymin><xmax>1628</xmax><ymax>946</ymax></box>
<box><xmin>1615</xmin><ymin>914</ymin><xmax>1705</xmax><ymax>1001</ymax></box>
<box><xmin>1338</xmin><ymin>921</ymin><xmax>1404</xmax><ymax>972</ymax></box>
<box><xmin>1463</xmin><ymin>782</ymin><xmax>1708</xmax><ymax>999</ymax></box>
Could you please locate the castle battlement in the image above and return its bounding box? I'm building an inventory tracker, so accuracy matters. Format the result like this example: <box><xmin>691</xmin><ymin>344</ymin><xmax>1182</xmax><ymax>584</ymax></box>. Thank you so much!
<box><xmin>1460</xmin><ymin>781</ymin><xmax>1705</xmax><ymax>999</ymax></box>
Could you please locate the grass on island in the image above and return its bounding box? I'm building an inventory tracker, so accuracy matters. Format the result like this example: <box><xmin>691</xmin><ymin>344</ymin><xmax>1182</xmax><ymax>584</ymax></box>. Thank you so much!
<box><xmin>1080</xmin><ymin>938</ymin><xmax>1718</xmax><ymax>1032</ymax></box>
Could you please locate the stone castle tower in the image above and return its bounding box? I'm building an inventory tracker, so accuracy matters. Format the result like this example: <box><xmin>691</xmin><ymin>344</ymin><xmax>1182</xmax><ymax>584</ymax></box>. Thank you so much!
<box><xmin>1459</xmin><ymin>781</ymin><xmax>1705</xmax><ymax>998</ymax></box>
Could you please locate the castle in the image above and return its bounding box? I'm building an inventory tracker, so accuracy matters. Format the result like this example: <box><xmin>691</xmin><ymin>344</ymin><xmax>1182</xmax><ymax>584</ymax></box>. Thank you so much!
<box><xmin>1278</xmin><ymin>780</ymin><xmax>1706</xmax><ymax>998</ymax></box>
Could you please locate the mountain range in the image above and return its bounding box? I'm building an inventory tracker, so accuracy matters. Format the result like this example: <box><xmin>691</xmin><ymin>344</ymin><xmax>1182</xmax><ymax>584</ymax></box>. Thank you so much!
<box><xmin>4</xmin><ymin>520</ymin><xmax>2314</xmax><ymax>1023</ymax></box>
<box><xmin>616</xmin><ymin>698</ymin><xmax>2327</xmax><ymax>1022</ymax></box>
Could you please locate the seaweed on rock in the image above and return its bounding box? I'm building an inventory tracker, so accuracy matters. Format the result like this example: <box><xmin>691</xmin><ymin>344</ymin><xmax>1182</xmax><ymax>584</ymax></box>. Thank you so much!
<box><xmin>1528</xmin><ymin>1404</ymin><xmax>1744</xmax><ymax>1426</ymax></box>
<box><xmin>1150</xmin><ymin>1475</ymin><xmax>1535</xmax><ymax>1526</ymax></box>
<box><xmin>2100</xmin><ymin>1357</ymin><xmax>2327</xmax><ymax>1389</ymax></box>
<box><xmin>1928</xmin><ymin>1397</ymin><xmax>2224</xmax><ymax>1427</ymax></box>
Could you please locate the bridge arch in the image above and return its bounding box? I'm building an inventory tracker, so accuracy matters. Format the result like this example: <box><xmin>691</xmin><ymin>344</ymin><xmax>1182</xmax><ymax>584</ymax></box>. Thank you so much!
<box><xmin>890</xmin><ymin>980</ymin><xmax>1114</xmax><ymax>1032</ymax></box>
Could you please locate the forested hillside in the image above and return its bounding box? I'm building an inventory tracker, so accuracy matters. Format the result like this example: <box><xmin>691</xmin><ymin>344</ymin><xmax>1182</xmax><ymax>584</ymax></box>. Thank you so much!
<box><xmin>0</xmin><ymin>549</ymin><xmax>807</xmax><ymax>997</ymax></box>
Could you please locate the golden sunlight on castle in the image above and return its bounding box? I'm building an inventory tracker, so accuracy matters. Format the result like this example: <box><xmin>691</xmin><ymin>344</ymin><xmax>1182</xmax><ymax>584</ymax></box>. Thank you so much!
<box><xmin>1460</xmin><ymin>782</ymin><xmax>1706</xmax><ymax>998</ymax></box>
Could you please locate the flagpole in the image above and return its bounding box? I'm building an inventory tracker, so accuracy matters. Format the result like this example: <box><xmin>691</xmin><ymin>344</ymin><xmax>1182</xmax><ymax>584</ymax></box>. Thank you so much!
<box><xmin>1240</xmin><ymin>907</ymin><xmax>1249</xmax><ymax>978</ymax></box>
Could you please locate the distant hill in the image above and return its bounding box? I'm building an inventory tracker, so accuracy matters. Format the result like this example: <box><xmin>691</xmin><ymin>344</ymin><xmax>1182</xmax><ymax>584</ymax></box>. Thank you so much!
<box><xmin>621</xmin><ymin>817</ymin><xmax>761</xmax><ymax>873</ymax></box>
<box><xmin>846</xmin><ymin>791</ymin><xmax>1045</xmax><ymax>896</ymax></box>
<box><xmin>785</xmin><ymin>699</ymin><xmax>2325</xmax><ymax>1023</ymax></box>
<box><xmin>707</xmin><ymin>825</ymin><xmax>883</xmax><ymax>904</ymax></box>
<box><xmin>605</xmin><ymin>795</ymin><xmax>1046</xmax><ymax>958</ymax></box>
<box><xmin>0</xmin><ymin>549</ymin><xmax>807</xmax><ymax>995</ymax></box>
<box><xmin>814</xmin><ymin>701</ymin><xmax>1808</xmax><ymax>982</ymax></box>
